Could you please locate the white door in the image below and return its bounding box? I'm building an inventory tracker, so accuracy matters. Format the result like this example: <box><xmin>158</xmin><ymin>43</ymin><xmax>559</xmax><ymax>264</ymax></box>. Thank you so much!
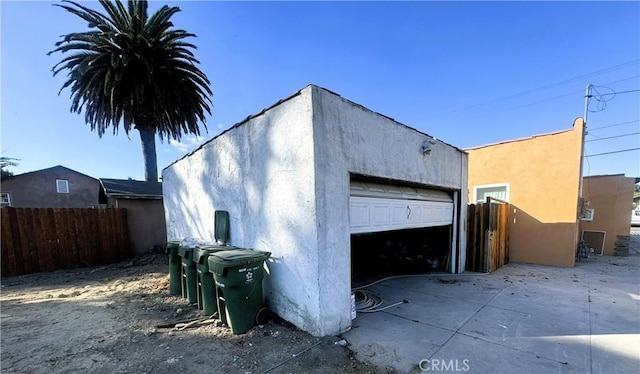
<box><xmin>349</xmin><ymin>181</ymin><xmax>454</xmax><ymax>234</ymax></box>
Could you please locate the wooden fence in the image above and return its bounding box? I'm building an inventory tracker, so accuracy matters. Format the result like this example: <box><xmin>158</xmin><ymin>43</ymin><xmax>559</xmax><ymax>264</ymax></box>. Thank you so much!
<box><xmin>1</xmin><ymin>208</ymin><xmax>131</xmax><ymax>277</ymax></box>
<box><xmin>466</xmin><ymin>198</ymin><xmax>510</xmax><ymax>273</ymax></box>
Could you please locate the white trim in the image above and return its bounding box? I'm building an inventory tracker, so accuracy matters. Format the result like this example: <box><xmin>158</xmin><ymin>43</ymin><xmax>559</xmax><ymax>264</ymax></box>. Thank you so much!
<box><xmin>56</xmin><ymin>179</ymin><xmax>69</xmax><ymax>194</ymax></box>
<box><xmin>0</xmin><ymin>192</ymin><xmax>11</xmax><ymax>206</ymax></box>
<box><xmin>452</xmin><ymin>190</ymin><xmax>460</xmax><ymax>273</ymax></box>
<box><xmin>473</xmin><ymin>182</ymin><xmax>510</xmax><ymax>203</ymax></box>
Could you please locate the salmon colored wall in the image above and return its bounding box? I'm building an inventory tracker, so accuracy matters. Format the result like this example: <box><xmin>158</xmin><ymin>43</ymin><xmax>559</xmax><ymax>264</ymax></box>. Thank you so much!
<box><xmin>467</xmin><ymin>118</ymin><xmax>584</xmax><ymax>267</ymax></box>
<box><xmin>581</xmin><ymin>175</ymin><xmax>634</xmax><ymax>255</ymax></box>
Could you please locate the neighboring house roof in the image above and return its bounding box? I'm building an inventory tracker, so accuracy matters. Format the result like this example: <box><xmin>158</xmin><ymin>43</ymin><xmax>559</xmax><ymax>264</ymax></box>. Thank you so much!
<box><xmin>583</xmin><ymin>174</ymin><xmax>628</xmax><ymax>179</ymax></box>
<box><xmin>2</xmin><ymin>165</ymin><xmax>98</xmax><ymax>181</ymax></box>
<box><xmin>100</xmin><ymin>179</ymin><xmax>163</xmax><ymax>199</ymax></box>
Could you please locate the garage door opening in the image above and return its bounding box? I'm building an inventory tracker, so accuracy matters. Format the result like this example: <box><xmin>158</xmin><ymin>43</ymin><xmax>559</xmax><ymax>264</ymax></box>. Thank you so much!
<box><xmin>351</xmin><ymin>226</ymin><xmax>451</xmax><ymax>285</ymax></box>
<box><xmin>348</xmin><ymin>176</ymin><xmax>458</xmax><ymax>287</ymax></box>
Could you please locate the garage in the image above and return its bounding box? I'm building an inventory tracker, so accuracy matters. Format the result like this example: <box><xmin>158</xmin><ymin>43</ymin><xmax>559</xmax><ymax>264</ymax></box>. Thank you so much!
<box><xmin>163</xmin><ymin>85</ymin><xmax>468</xmax><ymax>336</ymax></box>
<box><xmin>349</xmin><ymin>178</ymin><xmax>457</xmax><ymax>284</ymax></box>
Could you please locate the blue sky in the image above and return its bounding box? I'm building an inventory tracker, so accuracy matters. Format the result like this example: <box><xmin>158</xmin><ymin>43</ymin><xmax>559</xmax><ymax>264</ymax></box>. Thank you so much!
<box><xmin>2</xmin><ymin>1</ymin><xmax>639</xmax><ymax>180</ymax></box>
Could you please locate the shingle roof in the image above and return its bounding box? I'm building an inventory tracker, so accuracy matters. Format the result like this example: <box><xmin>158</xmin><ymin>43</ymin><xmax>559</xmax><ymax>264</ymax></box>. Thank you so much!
<box><xmin>3</xmin><ymin>165</ymin><xmax>97</xmax><ymax>181</ymax></box>
<box><xmin>99</xmin><ymin>178</ymin><xmax>162</xmax><ymax>199</ymax></box>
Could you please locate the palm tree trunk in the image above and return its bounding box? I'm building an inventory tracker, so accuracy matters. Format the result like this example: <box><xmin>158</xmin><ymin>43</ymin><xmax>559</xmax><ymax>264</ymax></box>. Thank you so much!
<box><xmin>139</xmin><ymin>128</ymin><xmax>158</xmax><ymax>182</ymax></box>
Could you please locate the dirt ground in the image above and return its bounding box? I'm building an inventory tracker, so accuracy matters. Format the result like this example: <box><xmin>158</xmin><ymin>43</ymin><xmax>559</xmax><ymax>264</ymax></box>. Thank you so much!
<box><xmin>0</xmin><ymin>254</ymin><xmax>395</xmax><ymax>374</ymax></box>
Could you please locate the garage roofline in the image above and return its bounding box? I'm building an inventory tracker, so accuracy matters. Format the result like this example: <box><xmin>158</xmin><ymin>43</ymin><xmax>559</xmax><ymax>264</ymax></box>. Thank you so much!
<box><xmin>163</xmin><ymin>84</ymin><xmax>467</xmax><ymax>172</ymax></box>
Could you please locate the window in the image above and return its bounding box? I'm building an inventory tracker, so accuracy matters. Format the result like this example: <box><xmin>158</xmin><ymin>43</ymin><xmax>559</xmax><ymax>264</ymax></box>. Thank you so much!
<box><xmin>0</xmin><ymin>192</ymin><xmax>11</xmax><ymax>207</ymax></box>
<box><xmin>474</xmin><ymin>183</ymin><xmax>509</xmax><ymax>203</ymax></box>
<box><xmin>56</xmin><ymin>179</ymin><xmax>69</xmax><ymax>193</ymax></box>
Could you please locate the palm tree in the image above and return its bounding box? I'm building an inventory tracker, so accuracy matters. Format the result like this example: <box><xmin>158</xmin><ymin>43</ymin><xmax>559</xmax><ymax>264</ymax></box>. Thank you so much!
<box><xmin>49</xmin><ymin>0</ymin><xmax>212</xmax><ymax>181</ymax></box>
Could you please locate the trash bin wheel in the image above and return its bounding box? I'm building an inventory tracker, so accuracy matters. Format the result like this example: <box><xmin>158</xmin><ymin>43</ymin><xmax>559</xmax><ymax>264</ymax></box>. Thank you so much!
<box><xmin>255</xmin><ymin>307</ymin><xmax>273</xmax><ymax>325</ymax></box>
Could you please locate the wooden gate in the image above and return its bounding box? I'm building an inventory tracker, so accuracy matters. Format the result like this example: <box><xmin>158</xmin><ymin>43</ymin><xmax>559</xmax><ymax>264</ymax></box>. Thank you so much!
<box><xmin>466</xmin><ymin>197</ymin><xmax>510</xmax><ymax>273</ymax></box>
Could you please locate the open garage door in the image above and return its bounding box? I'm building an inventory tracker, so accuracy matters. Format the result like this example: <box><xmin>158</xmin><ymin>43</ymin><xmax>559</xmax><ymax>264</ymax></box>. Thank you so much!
<box><xmin>349</xmin><ymin>181</ymin><xmax>454</xmax><ymax>234</ymax></box>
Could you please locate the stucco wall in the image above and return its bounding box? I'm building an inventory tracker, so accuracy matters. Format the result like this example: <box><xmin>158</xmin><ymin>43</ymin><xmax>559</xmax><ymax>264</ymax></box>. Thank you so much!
<box><xmin>163</xmin><ymin>90</ymin><xmax>321</xmax><ymax>333</ymax></box>
<box><xmin>163</xmin><ymin>85</ymin><xmax>469</xmax><ymax>336</ymax></box>
<box><xmin>1</xmin><ymin>167</ymin><xmax>100</xmax><ymax>208</ymax></box>
<box><xmin>581</xmin><ymin>175</ymin><xmax>634</xmax><ymax>255</ymax></box>
<box><xmin>466</xmin><ymin>118</ymin><xmax>584</xmax><ymax>267</ymax></box>
<box><xmin>310</xmin><ymin>86</ymin><xmax>468</xmax><ymax>335</ymax></box>
<box><xmin>114</xmin><ymin>198</ymin><xmax>167</xmax><ymax>255</ymax></box>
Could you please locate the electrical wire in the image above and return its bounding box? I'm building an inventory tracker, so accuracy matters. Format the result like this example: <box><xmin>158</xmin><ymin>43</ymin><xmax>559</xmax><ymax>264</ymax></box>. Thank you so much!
<box><xmin>584</xmin><ymin>148</ymin><xmax>640</xmax><ymax>157</ymax></box>
<box><xmin>465</xmin><ymin>76</ymin><xmax>639</xmax><ymax>121</ymax></box>
<box><xmin>588</xmin><ymin>85</ymin><xmax>618</xmax><ymax>112</ymax></box>
<box><xmin>595</xmin><ymin>89</ymin><xmax>640</xmax><ymax>96</ymax></box>
<box><xmin>585</xmin><ymin>132</ymin><xmax>640</xmax><ymax>142</ymax></box>
<box><xmin>588</xmin><ymin>119</ymin><xmax>640</xmax><ymax>131</ymax></box>
<box><xmin>425</xmin><ymin>60</ymin><xmax>640</xmax><ymax>120</ymax></box>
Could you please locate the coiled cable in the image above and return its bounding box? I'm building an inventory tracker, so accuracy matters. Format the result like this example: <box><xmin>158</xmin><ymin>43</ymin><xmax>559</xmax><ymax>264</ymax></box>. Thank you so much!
<box><xmin>353</xmin><ymin>289</ymin><xmax>408</xmax><ymax>313</ymax></box>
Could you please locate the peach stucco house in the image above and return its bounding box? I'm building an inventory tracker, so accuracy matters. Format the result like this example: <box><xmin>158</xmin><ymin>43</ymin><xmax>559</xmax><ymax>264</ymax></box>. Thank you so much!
<box><xmin>466</xmin><ymin>118</ymin><xmax>585</xmax><ymax>267</ymax></box>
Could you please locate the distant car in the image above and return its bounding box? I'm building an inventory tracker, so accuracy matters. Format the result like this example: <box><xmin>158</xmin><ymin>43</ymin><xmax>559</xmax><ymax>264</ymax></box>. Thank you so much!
<box><xmin>632</xmin><ymin>210</ymin><xmax>640</xmax><ymax>226</ymax></box>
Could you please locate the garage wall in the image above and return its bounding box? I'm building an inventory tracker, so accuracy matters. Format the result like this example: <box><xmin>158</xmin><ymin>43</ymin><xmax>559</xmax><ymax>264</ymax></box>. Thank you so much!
<box><xmin>113</xmin><ymin>198</ymin><xmax>166</xmax><ymax>255</ymax></box>
<box><xmin>310</xmin><ymin>85</ymin><xmax>469</xmax><ymax>335</ymax></box>
<box><xmin>162</xmin><ymin>90</ymin><xmax>322</xmax><ymax>333</ymax></box>
<box><xmin>581</xmin><ymin>174</ymin><xmax>634</xmax><ymax>255</ymax></box>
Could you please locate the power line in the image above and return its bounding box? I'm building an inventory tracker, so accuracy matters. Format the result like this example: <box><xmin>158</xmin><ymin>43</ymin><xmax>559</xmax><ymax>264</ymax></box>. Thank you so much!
<box><xmin>584</xmin><ymin>148</ymin><xmax>640</xmax><ymax>157</ymax></box>
<box><xmin>425</xmin><ymin>60</ymin><xmax>640</xmax><ymax>119</ymax></box>
<box><xmin>453</xmin><ymin>75</ymin><xmax>640</xmax><ymax>122</ymax></box>
<box><xmin>595</xmin><ymin>89</ymin><xmax>640</xmax><ymax>96</ymax></box>
<box><xmin>589</xmin><ymin>119</ymin><xmax>640</xmax><ymax>131</ymax></box>
<box><xmin>585</xmin><ymin>132</ymin><xmax>640</xmax><ymax>142</ymax></box>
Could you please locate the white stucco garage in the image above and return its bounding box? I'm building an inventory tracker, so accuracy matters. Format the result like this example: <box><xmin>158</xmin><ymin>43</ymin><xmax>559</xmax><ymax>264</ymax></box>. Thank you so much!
<box><xmin>162</xmin><ymin>85</ymin><xmax>468</xmax><ymax>336</ymax></box>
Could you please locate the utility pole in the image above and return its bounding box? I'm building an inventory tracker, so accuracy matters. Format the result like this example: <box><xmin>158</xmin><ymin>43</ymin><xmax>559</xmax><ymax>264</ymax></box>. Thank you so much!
<box><xmin>579</xmin><ymin>84</ymin><xmax>592</xmax><ymax>198</ymax></box>
<box><xmin>583</xmin><ymin>84</ymin><xmax>592</xmax><ymax>127</ymax></box>
<box><xmin>576</xmin><ymin>84</ymin><xmax>592</xmax><ymax>262</ymax></box>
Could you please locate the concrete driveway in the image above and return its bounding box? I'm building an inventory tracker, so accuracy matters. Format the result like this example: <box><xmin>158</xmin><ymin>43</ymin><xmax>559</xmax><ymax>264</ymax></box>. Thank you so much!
<box><xmin>344</xmin><ymin>236</ymin><xmax>640</xmax><ymax>374</ymax></box>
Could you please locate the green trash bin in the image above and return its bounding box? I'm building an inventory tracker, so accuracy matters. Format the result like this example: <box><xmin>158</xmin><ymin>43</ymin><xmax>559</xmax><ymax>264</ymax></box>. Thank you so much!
<box><xmin>194</xmin><ymin>245</ymin><xmax>238</xmax><ymax>316</ymax></box>
<box><xmin>179</xmin><ymin>244</ymin><xmax>198</xmax><ymax>303</ymax></box>
<box><xmin>208</xmin><ymin>249</ymin><xmax>271</xmax><ymax>334</ymax></box>
<box><xmin>167</xmin><ymin>239</ymin><xmax>182</xmax><ymax>296</ymax></box>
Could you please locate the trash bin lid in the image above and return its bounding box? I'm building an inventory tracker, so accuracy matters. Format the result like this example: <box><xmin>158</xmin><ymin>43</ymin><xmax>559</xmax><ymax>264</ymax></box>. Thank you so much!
<box><xmin>178</xmin><ymin>245</ymin><xmax>195</xmax><ymax>258</ymax></box>
<box><xmin>193</xmin><ymin>245</ymin><xmax>238</xmax><ymax>264</ymax></box>
<box><xmin>208</xmin><ymin>249</ymin><xmax>271</xmax><ymax>277</ymax></box>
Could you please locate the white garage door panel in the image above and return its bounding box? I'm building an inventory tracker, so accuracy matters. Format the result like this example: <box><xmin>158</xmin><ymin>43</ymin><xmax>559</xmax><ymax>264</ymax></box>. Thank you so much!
<box><xmin>392</xmin><ymin>204</ymin><xmax>408</xmax><ymax>225</ymax></box>
<box><xmin>350</xmin><ymin>196</ymin><xmax>454</xmax><ymax>234</ymax></box>
<box><xmin>372</xmin><ymin>204</ymin><xmax>391</xmax><ymax>227</ymax></box>
<box><xmin>350</xmin><ymin>203</ymin><xmax>371</xmax><ymax>228</ymax></box>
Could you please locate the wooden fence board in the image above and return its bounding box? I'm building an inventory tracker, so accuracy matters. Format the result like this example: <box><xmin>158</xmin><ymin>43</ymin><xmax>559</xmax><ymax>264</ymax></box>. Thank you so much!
<box><xmin>1</xmin><ymin>209</ymin><xmax>15</xmax><ymax>275</ymax></box>
<box><xmin>1</xmin><ymin>208</ymin><xmax>131</xmax><ymax>277</ymax></box>
<box><xmin>53</xmin><ymin>209</ymin><xmax>68</xmax><ymax>269</ymax></box>
<box><xmin>45</xmin><ymin>208</ymin><xmax>61</xmax><ymax>271</ymax></box>
<box><xmin>466</xmin><ymin>200</ymin><xmax>510</xmax><ymax>273</ymax></box>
